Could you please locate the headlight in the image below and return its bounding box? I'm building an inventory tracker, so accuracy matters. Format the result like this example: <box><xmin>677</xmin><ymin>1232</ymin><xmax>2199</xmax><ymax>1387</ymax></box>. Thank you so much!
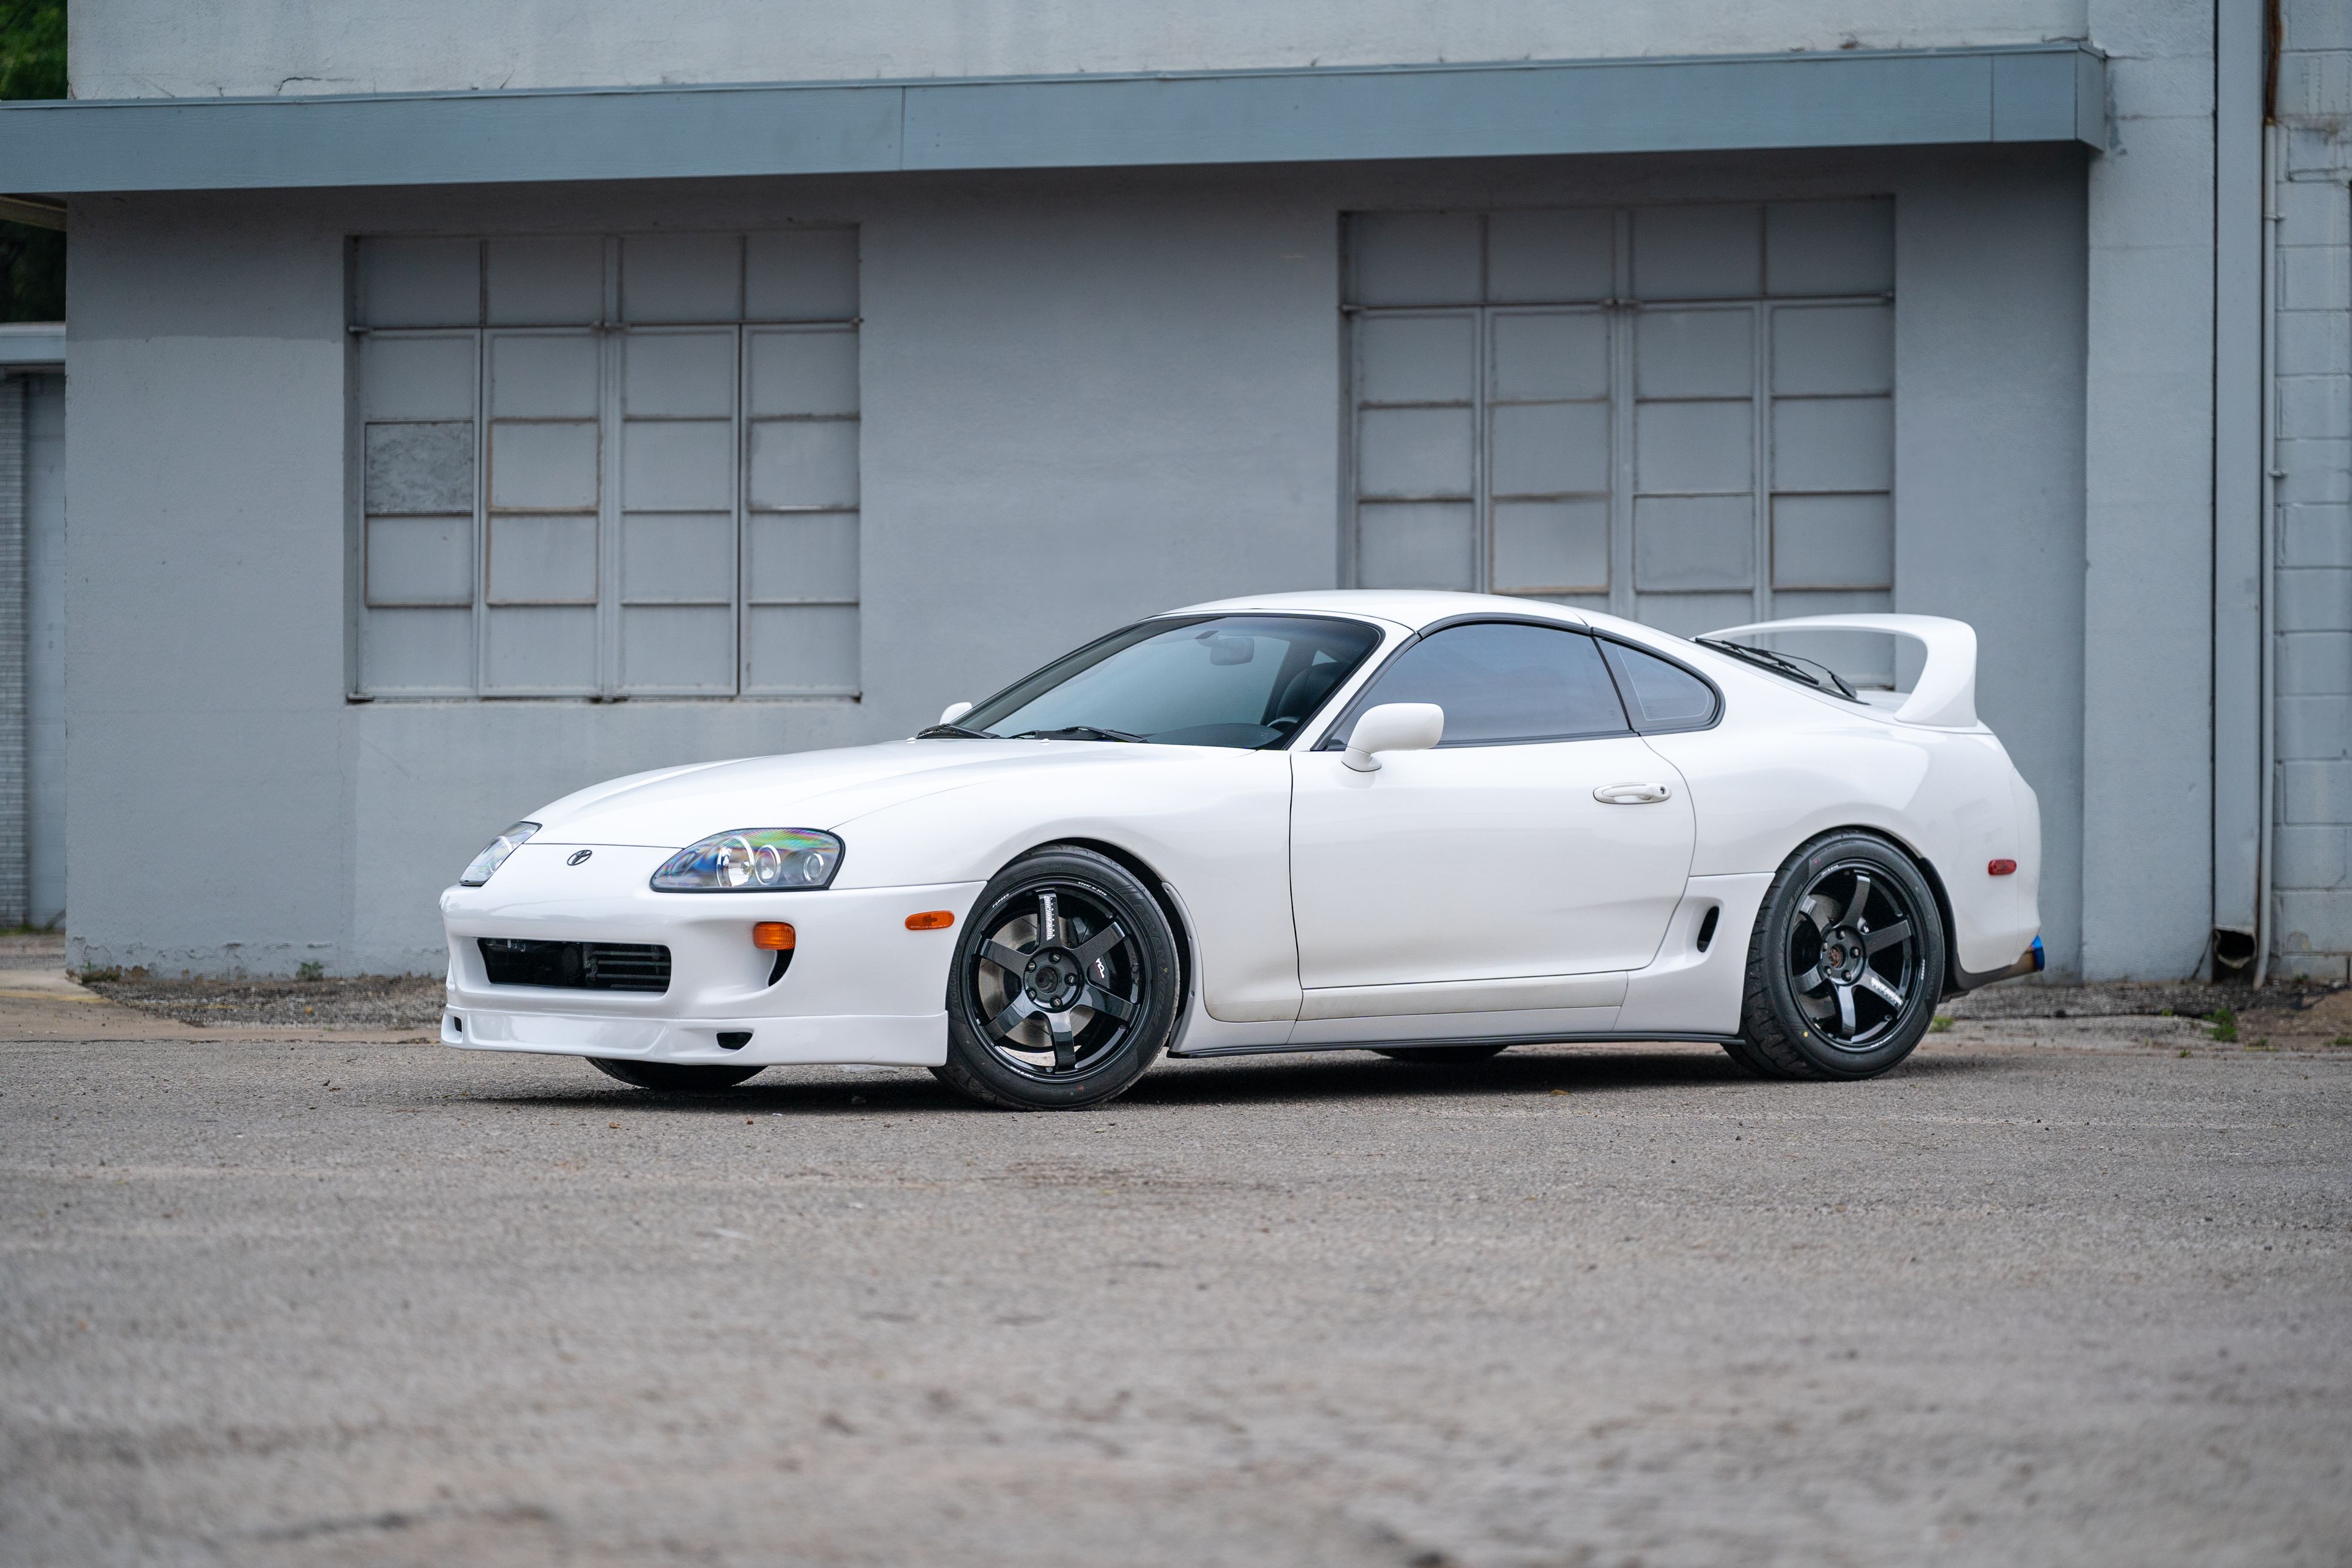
<box><xmin>459</xmin><ymin>821</ymin><xmax>539</xmax><ymax>887</ymax></box>
<box><xmin>650</xmin><ymin>828</ymin><xmax>843</xmax><ymax>892</ymax></box>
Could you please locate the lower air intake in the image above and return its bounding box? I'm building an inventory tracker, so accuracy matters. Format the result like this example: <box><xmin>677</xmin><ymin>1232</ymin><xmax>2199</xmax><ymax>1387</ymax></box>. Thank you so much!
<box><xmin>478</xmin><ymin>938</ymin><xmax>672</xmax><ymax>994</ymax></box>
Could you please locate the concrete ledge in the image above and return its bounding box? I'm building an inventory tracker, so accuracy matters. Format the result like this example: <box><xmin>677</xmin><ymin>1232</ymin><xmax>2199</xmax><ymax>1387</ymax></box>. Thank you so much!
<box><xmin>0</xmin><ymin>44</ymin><xmax>2107</xmax><ymax>195</ymax></box>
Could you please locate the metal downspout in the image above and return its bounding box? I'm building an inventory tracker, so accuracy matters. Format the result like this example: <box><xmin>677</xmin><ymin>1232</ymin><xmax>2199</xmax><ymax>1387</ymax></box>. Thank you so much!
<box><xmin>2253</xmin><ymin>118</ymin><xmax>2280</xmax><ymax>988</ymax></box>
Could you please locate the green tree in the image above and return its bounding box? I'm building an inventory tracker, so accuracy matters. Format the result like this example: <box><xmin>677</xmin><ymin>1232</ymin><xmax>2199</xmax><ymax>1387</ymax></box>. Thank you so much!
<box><xmin>0</xmin><ymin>0</ymin><xmax>66</xmax><ymax>322</ymax></box>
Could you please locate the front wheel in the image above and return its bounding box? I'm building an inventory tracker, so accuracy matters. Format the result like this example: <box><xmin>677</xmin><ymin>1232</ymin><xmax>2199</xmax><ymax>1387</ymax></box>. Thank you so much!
<box><xmin>932</xmin><ymin>847</ymin><xmax>1182</xmax><ymax>1110</ymax></box>
<box><xmin>1733</xmin><ymin>831</ymin><xmax>1947</xmax><ymax>1081</ymax></box>
<box><xmin>589</xmin><ymin>1059</ymin><xmax>765</xmax><ymax>1091</ymax></box>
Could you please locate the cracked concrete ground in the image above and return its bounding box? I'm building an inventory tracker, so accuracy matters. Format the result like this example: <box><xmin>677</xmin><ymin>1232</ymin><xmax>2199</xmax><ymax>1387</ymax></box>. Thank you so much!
<box><xmin>1</xmin><ymin>973</ymin><xmax>2347</xmax><ymax>1567</ymax></box>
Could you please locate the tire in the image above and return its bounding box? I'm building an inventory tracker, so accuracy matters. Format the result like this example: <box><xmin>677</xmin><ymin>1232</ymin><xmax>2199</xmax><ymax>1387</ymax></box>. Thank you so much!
<box><xmin>931</xmin><ymin>846</ymin><xmax>1182</xmax><ymax>1111</ymax></box>
<box><xmin>588</xmin><ymin>1058</ymin><xmax>765</xmax><ymax>1091</ymax></box>
<box><xmin>1375</xmin><ymin>1044</ymin><xmax>1509</xmax><ymax>1064</ymax></box>
<box><xmin>1736</xmin><ymin>830</ymin><xmax>1948</xmax><ymax>1081</ymax></box>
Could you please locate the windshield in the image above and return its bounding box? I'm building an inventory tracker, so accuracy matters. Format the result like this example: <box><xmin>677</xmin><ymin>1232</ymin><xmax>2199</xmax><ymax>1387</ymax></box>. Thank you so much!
<box><xmin>949</xmin><ymin>615</ymin><xmax>1384</xmax><ymax>749</ymax></box>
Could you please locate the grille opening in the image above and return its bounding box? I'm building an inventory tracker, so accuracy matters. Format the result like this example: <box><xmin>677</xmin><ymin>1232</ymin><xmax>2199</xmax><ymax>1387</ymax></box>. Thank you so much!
<box><xmin>1695</xmin><ymin>907</ymin><xmax>1720</xmax><ymax>953</ymax></box>
<box><xmin>767</xmin><ymin>947</ymin><xmax>794</xmax><ymax>987</ymax></box>
<box><xmin>478</xmin><ymin>938</ymin><xmax>672</xmax><ymax>994</ymax></box>
<box><xmin>716</xmin><ymin>1031</ymin><xmax>752</xmax><ymax>1050</ymax></box>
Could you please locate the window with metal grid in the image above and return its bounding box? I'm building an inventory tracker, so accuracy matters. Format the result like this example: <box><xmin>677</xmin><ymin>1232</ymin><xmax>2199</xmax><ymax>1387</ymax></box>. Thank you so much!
<box><xmin>1345</xmin><ymin>200</ymin><xmax>1896</xmax><ymax>684</ymax></box>
<box><xmin>352</xmin><ymin>230</ymin><xmax>860</xmax><ymax>698</ymax></box>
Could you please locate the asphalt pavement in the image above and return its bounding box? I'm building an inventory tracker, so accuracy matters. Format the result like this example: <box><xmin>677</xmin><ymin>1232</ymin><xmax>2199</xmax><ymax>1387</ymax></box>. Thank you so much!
<box><xmin>3</xmin><ymin>977</ymin><xmax>2348</xmax><ymax>1567</ymax></box>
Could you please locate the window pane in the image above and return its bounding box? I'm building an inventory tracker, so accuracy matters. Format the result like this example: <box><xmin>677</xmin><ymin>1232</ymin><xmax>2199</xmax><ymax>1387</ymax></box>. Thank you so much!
<box><xmin>358</xmin><ymin>239</ymin><xmax>479</xmax><ymax>328</ymax></box>
<box><xmin>362</xmin><ymin>607</ymin><xmax>473</xmax><ymax>691</ymax></box>
<box><xmin>748</xmin><ymin>327</ymin><xmax>858</xmax><ymax>417</ymax></box>
<box><xmin>362</xmin><ymin>334</ymin><xmax>476</xmax><ymax>421</ymax></box>
<box><xmin>747</xmin><ymin>513</ymin><xmax>858</xmax><ymax>603</ymax></box>
<box><xmin>1348</xmin><ymin>212</ymin><xmax>1481</xmax><ymax>306</ymax></box>
<box><xmin>1492</xmin><ymin>499</ymin><xmax>1608</xmax><ymax>593</ymax></box>
<box><xmin>364</xmin><ymin>422</ymin><xmax>473</xmax><ymax>516</ymax></box>
<box><xmin>486</xmin><ymin>237</ymin><xmax>603</xmax><ymax>325</ymax></box>
<box><xmin>1358</xmin><ymin>313</ymin><xmax>1476</xmax><ymax>404</ymax></box>
<box><xmin>622</xmin><ymin>233</ymin><xmax>741</xmax><ymax>323</ymax></box>
<box><xmin>1603</xmin><ymin>641</ymin><xmax>1719</xmax><ymax>730</ymax></box>
<box><xmin>1486</xmin><ymin>209</ymin><xmax>1614</xmax><ymax>303</ymax></box>
<box><xmin>749</xmin><ymin>420</ymin><xmax>859</xmax><ymax>509</ymax></box>
<box><xmin>488</xmin><ymin>420</ymin><xmax>598</xmax><ymax>510</ymax></box>
<box><xmin>622</xmin><ymin>604</ymin><xmax>736</xmax><ymax>692</ymax></box>
<box><xmin>1358</xmin><ymin>502</ymin><xmax>1474</xmax><ymax>590</ymax></box>
<box><xmin>366</xmin><ymin>516</ymin><xmax>473</xmax><ymax>607</ymax></box>
<box><xmin>1344</xmin><ymin>623</ymin><xmax>1627</xmax><ymax>747</ymax></box>
<box><xmin>745</xmin><ymin>604</ymin><xmax>860</xmax><ymax>694</ymax></box>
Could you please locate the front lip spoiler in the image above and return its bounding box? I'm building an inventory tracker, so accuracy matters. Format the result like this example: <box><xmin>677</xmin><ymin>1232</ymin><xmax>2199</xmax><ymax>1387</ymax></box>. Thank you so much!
<box><xmin>1949</xmin><ymin>935</ymin><xmax>2044</xmax><ymax>994</ymax></box>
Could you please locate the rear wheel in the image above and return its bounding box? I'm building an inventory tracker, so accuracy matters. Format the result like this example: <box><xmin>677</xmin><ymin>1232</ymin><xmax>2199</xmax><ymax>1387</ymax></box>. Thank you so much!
<box><xmin>1733</xmin><ymin>831</ymin><xmax>1946</xmax><ymax>1081</ymax></box>
<box><xmin>933</xmin><ymin>847</ymin><xmax>1181</xmax><ymax>1111</ymax></box>
<box><xmin>589</xmin><ymin>1059</ymin><xmax>765</xmax><ymax>1091</ymax></box>
<box><xmin>1374</xmin><ymin>1044</ymin><xmax>1508</xmax><ymax>1064</ymax></box>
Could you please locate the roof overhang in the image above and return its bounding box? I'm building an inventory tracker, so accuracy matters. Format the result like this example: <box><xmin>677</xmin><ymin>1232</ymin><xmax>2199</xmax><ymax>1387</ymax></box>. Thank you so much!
<box><xmin>0</xmin><ymin>43</ymin><xmax>2106</xmax><ymax>197</ymax></box>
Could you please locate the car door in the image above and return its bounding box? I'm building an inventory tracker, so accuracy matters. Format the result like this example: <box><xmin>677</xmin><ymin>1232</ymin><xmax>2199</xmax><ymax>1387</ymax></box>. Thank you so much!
<box><xmin>1288</xmin><ymin>620</ymin><xmax>1697</xmax><ymax>995</ymax></box>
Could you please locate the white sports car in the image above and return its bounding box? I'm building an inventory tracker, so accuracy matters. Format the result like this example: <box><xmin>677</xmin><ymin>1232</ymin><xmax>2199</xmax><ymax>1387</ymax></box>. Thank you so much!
<box><xmin>440</xmin><ymin>590</ymin><xmax>2042</xmax><ymax>1109</ymax></box>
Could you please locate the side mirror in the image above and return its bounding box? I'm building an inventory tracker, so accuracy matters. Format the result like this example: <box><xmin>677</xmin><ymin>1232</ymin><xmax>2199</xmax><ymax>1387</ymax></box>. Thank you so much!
<box><xmin>938</xmin><ymin>701</ymin><xmax>974</xmax><ymax>726</ymax></box>
<box><xmin>1342</xmin><ymin>703</ymin><xmax>1444</xmax><ymax>773</ymax></box>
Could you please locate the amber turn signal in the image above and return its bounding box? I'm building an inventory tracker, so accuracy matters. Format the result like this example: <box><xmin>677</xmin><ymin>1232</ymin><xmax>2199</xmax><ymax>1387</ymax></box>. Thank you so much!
<box><xmin>905</xmin><ymin>910</ymin><xmax>954</xmax><ymax>931</ymax></box>
<box><xmin>1987</xmin><ymin>859</ymin><xmax>2017</xmax><ymax>877</ymax></box>
<box><xmin>753</xmin><ymin>921</ymin><xmax>796</xmax><ymax>950</ymax></box>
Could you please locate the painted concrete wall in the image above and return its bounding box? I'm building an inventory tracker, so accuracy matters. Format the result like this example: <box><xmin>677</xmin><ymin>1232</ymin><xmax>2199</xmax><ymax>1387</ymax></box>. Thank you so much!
<box><xmin>2077</xmin><ymin>0</ymin><xmax>2220</xmax><ymax>979</ymax></box>
<box><xmin>64</xmin><ymin>149</ymin><xmax>2090</xmax><ymax>977</ymax></box>
<box><xmin>2270</xmin><ymin>0</ymin><xmax>2352</xmax><ymax>978</ymax></box>
<box><xmin>69</xmin><ymin>0</ymin><xmax>2089</xmax><ymax>100</ymax></box>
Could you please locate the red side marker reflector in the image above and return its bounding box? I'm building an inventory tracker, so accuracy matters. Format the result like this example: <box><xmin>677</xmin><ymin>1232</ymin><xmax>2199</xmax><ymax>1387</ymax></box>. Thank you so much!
<box><xmin>906</xmin><ymin>910</ymin><xmax>954</xmax><ymax>931</ymax></box>
<box><xmin>1987</xmin><ymin>859</ymin><xmax>2017</xmax><ymax>877</ymax></box>
<box><xmin>753</xmin><ymin>922</ymin><xmax>796</xmax><ymax>950</ymax></box>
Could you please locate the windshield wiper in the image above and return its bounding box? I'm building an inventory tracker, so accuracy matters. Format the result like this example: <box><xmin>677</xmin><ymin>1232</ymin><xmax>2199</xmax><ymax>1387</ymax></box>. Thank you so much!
<box><xmin>1696</xmin><ymin>637</ymin><xmax>1859</xmax><ymax>701</ymax></box>
<box><xmin>914</xmin><ymin>723</ymin><xmax>998</xmax><ymax>739</ymax></box>
<box><xmin>1011</xmin><ymin>725</ymin><xmax>1152</xmax><ymax>744</ymax></box>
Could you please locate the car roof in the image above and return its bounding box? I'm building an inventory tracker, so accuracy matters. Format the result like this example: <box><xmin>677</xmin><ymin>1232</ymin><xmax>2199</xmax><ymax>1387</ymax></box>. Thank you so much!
<box><xmin>1163</xmin><ymin>589</ymin><xmax>1696</xmax><ymax>654</ymax></box>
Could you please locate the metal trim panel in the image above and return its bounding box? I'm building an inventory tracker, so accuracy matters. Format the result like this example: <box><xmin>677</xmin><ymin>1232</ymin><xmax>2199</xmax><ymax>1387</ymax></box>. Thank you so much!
<box><xmin>1</xmin><ymin>45</ymin><xmax>2107</xmax><ymax>195</ymax></box>
<box><xmin>0</xmin><ymin>325</ymin><xmax>65</xmax><ymax>370</ymax></box>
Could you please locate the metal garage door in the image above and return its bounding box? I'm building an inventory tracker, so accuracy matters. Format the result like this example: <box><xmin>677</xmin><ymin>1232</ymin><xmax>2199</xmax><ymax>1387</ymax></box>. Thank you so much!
<box><xmin>1345</xmin><ymin>200</ymin><xmax>1895</xmax><ymax>678</ymax></box>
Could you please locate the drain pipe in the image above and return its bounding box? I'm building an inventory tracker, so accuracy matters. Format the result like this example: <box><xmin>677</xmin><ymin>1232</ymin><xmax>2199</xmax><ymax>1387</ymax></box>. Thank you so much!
<box><xmin>2253</xmin><ymin>118</ymin><xmax>2280</xmax><ymax>988</ymax></box>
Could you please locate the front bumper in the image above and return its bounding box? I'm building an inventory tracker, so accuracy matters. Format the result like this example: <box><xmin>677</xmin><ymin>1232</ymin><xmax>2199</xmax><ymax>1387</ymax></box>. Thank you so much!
<box><xmin>439</xmin><ymin>842</ymin><xmax>981</xmax><ymax>1066</ymax></box>
<box><xmin>442</xmin><ymin>1006</ymin><xmax>948</xmax><ymax>1066</ymax></box>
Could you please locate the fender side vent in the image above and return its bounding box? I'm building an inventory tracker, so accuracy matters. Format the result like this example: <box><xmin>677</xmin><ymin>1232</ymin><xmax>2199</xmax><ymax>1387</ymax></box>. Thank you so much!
<box><xmin>1695</xmin><ymin>907</ymin><xmax>1720</xmax><ymax>953</ymax></box>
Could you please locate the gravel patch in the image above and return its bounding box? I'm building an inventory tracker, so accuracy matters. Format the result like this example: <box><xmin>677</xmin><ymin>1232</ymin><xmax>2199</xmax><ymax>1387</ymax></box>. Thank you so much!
<box><xmin>1945</xmin><ymin>976</ymin><xmax>2341</xmax><ymax>1021</ymax></box>
<box><xmin>79</xmin><ymin>972</ymin><xmax>444</xmax><ymax>1031</ymax></box>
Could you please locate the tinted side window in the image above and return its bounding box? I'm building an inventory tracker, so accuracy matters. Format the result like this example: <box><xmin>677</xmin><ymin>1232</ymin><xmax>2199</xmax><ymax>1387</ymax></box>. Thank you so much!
<box><xmin>1603</xmin><ymin>641</ymin><xmax>1719</xmax><ymax>731</ymax></box>
<box><xmin>1334</xmin><ymin>623</ymin><xmax>1629</xmax><ymax>747</ymax></box>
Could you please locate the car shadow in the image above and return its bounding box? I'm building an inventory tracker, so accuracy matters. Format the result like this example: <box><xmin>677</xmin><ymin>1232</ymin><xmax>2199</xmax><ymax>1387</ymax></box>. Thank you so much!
<box><xmin>472</xmin><ymin>1039</ymin><xmax>2011</xmax><ymax>1117</ymax></box>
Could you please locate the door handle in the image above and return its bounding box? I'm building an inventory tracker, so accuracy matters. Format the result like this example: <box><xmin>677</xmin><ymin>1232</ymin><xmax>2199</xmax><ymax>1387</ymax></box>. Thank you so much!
<box><xmin>1593</xmin><ymin>782</ymin><xmax>1671</xmax><ymax>804</ymax></box>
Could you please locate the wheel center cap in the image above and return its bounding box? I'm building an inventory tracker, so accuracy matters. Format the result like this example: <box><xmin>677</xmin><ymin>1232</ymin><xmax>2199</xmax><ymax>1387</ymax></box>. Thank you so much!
<box><xmin>1824</xmin><ymin>929</ymin><xmax>1865</xmax><ymax>979</ymax></box>
<box><xmin>1025</xmin><ymin>947</ymin><xmax>1081</xmax><ymax>1008</ymax></box>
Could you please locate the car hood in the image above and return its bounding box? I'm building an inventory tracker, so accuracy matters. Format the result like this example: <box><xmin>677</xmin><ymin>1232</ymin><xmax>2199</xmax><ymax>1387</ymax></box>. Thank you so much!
<box><xmin>527</xmin><ymin>738</ymin><xmax>1173</xmax><ymax>849</ymax></box>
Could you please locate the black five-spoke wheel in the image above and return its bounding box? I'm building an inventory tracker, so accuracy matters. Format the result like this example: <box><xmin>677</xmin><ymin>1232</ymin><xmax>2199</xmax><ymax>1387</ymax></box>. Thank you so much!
<box><xmin>1733</xmin><ymin>830</ymin><xmax>1948</xmax><ymax>1080</ymax></box>
<box><xmin>935</xmin><ymin>847</ymin><xmax>1181</xmax><ymax>1109</ymax></box>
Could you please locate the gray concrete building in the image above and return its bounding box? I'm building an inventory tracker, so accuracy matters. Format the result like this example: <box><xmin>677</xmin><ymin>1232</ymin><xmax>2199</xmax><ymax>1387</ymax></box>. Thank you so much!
<box><xmin>0</xmin><ymin>0</ymin><xmax>2344</xmax><ymax>982</ymax></box>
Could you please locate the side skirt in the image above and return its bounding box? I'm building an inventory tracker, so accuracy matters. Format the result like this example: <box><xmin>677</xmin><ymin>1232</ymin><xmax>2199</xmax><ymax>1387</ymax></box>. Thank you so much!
<box><xmin>1171</xmin><ymin>1031</ymin><xmax>1746</xmax><ymax>1059</ymax></box>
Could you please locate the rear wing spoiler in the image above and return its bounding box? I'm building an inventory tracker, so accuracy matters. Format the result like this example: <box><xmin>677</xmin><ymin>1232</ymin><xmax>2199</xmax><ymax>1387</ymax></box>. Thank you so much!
<box><xmin>1700</xmin><ymin>614</ymin><xmax>1979</xmax><ymax>728</ymax></box>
